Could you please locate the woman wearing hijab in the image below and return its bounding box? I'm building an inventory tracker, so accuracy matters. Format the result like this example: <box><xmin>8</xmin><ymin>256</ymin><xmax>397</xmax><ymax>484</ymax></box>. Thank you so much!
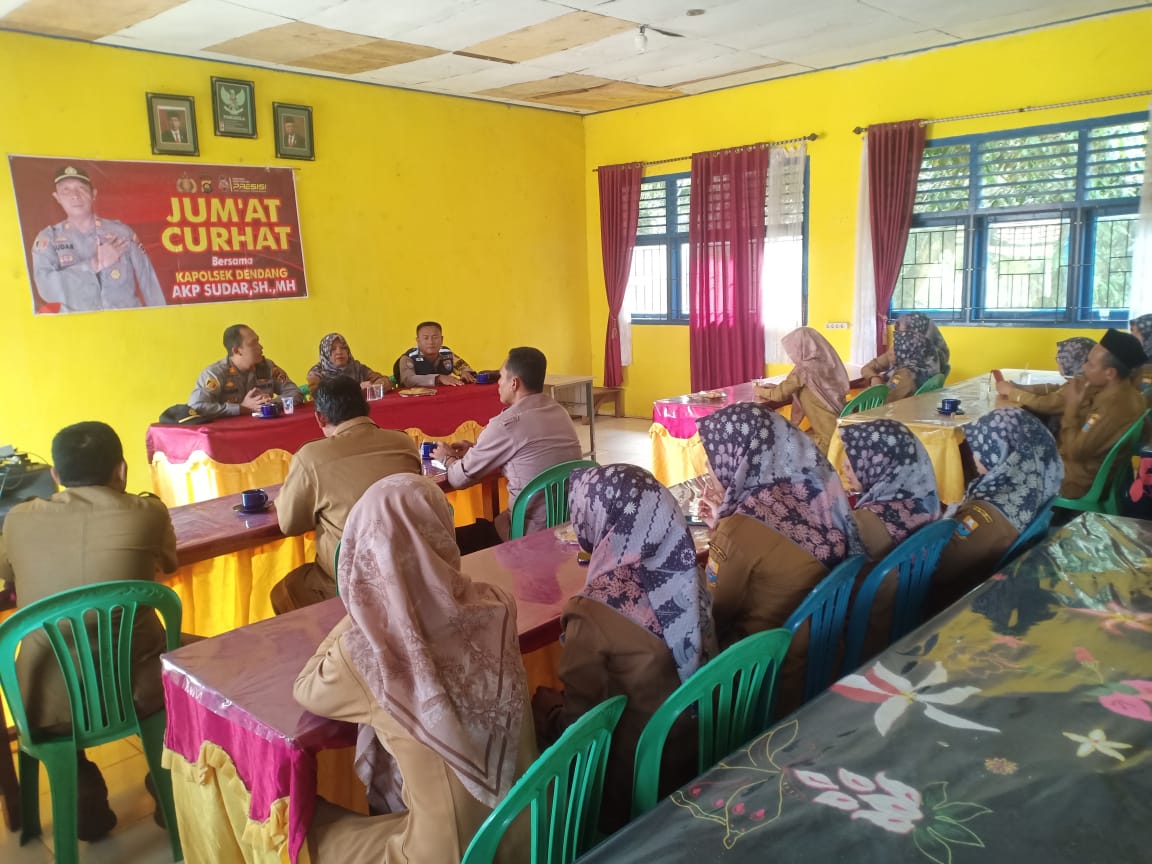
<box><xmin>306</xmin><ymin>332</ymin><xmax>392</xmax><ymax>392</ymax></box>
<box><xmin>928</xmin><ymin>408</ymin><xmax>1064</xmax><ymax>614</ymax></box>
<box><xmin>755</xmin><ymin>326</ymin><xmax>851</xmax><ymax>453</ymax></box>
<box><xmin>695</xmin><ymin>402</ymin><xmax>862</xmax><ymax>647</ymax></box>
<box><xmin>294</xmin><ymin>474</ymin><xmax>536</xmax><ymax>863</ymax></box>
<box><xmin>861</xmin><ymin>312</ymin><xmax>950</xmax><ymax>401</ymax></box>
<box><xmin>995</xmin><ymin>337</ymin><xmax>1096</xmax><ymax>420</ymax></box>
<box><xmin>839</xmin><ymin>419</ymin><xmax>940</xmax><ymax>560</ymax></box>
<box><xmin>1130</xmin><ymin>313</ymin><xmax>1152</xmax><ymax>396</ymax></box>
<box><xmin>533</xmin><ymin>463</ymin><xmax>715</xmax><ymax>832</ymax></box>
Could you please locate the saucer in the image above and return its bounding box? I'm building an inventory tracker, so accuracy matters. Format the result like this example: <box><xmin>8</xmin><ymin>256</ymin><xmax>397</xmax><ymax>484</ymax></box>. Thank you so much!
<box><xmin>251</xmin><ymin>412</ymin><xmax>281</xmax><ymax>420</ymax></box>
<box><xmin>937</xmin><ymin>408</ymin><xmax>965</xmax><ymax>416</ymax></box>
<box><xmin>233</xmin><ymin>502</ymin><xmax>274</xmax><ymax>514</ymax></box>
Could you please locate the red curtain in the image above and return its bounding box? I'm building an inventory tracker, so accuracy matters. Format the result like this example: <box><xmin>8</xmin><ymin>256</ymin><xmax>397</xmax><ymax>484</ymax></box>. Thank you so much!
<box><xmin>867</xmin><ymin>120</ymin><xmax>926</xmax><ymax>354</ymax></box>
<box><xmin>688</xmin><ymin>147</ymin><xmax>769</xmax><ymax>392</ymax></box>
<box><xmin>598</xmin><ymin>163</ymin><xmax>643</xmax><ymax>387</ymax></box>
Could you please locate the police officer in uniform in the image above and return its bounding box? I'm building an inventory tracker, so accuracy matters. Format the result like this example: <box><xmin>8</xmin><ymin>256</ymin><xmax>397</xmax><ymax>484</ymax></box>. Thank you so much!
<box><xmin>30</xmin><ymin>165</ymin><xmax>166</xmax><ymax>313</ymax></box>
<box><xmin>189</xmin><ymin>324</ymin><xmax>303</xmax><ymax>419</ymax></box>
<box><xmin>393</xmin><ymin>320</ymin><xmax>477</xmax><ymax>387</ymax></box>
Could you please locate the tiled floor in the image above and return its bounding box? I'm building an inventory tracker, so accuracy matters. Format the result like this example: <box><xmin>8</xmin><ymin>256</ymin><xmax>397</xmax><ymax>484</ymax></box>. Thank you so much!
<box><xmin>0</xmin><ymin>414</ymin><xmax>656</xmax><ymax>861</ymax></box>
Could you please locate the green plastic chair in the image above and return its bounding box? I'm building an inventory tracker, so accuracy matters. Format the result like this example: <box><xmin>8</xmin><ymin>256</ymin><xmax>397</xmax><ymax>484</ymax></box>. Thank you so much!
<box><xmin>783</xmin><ymin>555</ymin><xmax>868</xmax><ymax>703</ymax></box>
<box><xmin>631</xmin><ymin>628</ymin><xmax>792</xmax><ymax>819</ymax></box>
<box><xmin>839</xmin><ymin>384</ymin><xmax>890</xmax><ymax>417</ymax></box>
<box><xmin>1053</xmin><ymin>410</ymin><xmax>1150</xmax><ymax>516</ymax></box>
<box><xmin>914</xmin><ymin>373</ymin><xmax>947</xmax><ymax>395</ymax></box>
<box><xmin>0</xmin><ymin>581</ymin><xmax>184</xmax><ymax>864</ymax></box>
<box><xmin>509</xmin><ymin>459</ymin><xmax>598</xmax><ymax>539</ymax></box>
<box><xmin>460</xmin><ymin>694</ymin><xmax>627</xmax><ymax>864</ymax></box>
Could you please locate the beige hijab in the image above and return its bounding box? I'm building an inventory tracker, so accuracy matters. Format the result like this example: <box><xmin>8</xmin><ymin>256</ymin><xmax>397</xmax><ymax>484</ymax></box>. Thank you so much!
<box><xmin>338</xmin><ymin>474</ymin><xmax>527</xmax><ymax>809</ymax></box>
<box><xmin>781</xmin><ymin>326</ymin><xmax>851</xmax><ymax>418</ymax></box>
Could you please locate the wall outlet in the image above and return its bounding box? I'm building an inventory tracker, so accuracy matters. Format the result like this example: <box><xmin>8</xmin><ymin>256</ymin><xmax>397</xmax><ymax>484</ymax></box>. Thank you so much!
<box><xmin>825</xmin><ymin>322</ymin><xmax>850</xmax><ymax>329</ymax></box>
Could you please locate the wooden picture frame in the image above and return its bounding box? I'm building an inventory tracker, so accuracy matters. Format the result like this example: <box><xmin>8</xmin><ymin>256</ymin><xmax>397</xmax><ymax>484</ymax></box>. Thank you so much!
<box><xmin>273</xmin><ymin>103</ymin><xmax>314</xmax><ymax>161</ymax></box>
<box><xmin>147</xmin><ymin>92</ymin><xmax>198</xmax><ymax>156</ymax></box>
<box><xmin>211</xmin><ymin>77</ymin><xmax>257</xmax><ymax>138</ymax></box>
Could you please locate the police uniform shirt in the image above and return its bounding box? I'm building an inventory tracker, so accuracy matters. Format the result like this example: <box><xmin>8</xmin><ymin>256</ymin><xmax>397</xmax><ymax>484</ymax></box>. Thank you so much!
<box><xmin>31</xmin><ymin>217</ymin><xmax>166</xmax><ymax>313</ymax></box>
<box><xmin>189</xmin><ymin>356</ymin><xmax>304</xmax><ymax>419</ymax></box>
<box><xmin>395</xmin><ymin>346</ymin><xmax>475</xmax><ymax>387</ymax></box>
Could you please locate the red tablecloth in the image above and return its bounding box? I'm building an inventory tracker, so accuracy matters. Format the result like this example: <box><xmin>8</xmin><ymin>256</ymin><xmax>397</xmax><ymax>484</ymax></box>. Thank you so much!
<box><xmin>147</xmin><ymin>384</ymin><xmax>505</xmax><ymax>464</ymax></box>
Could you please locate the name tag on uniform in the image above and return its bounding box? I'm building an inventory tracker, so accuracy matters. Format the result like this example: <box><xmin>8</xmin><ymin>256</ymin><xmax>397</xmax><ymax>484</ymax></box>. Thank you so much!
<box><xmin>1082</xmin><ymin>413</ymin><xmax>1100</xmax><ymax>433</ymax></box>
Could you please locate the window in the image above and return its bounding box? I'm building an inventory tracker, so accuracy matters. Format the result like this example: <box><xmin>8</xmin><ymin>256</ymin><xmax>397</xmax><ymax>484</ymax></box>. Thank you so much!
<box><xmin>892</xmin><ymin>113</ymin><xmax>1148</xmax><ymax>325</ymax></box>
<box><xmin>627</xmin><ymin>166</ymin><xmax>809</xmax><ymax>326</ymax></box>
<box><xmin>628</xmin><ymin>173</ymin><xmax>690</xmax><ymax>322</ymax></box>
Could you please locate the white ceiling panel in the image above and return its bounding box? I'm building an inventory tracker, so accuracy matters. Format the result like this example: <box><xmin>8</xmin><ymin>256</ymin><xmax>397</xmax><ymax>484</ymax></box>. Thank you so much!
<box><xmin>221</xmin><ymin>0</ymin><xmax>347</xmax><ymax>17</ymax></box>
<box><xmin>941</xmin><ymin>0</ymin><xmax>1152</xmax><ymax>39</ymax></box>
<box><xmin>353</xmin><ymin>52</ymin><xmax>502</xmax><ymax>85</ymax></box>
<box><xmin>673</xmin><ymin>60</ymin><xmax>812</xmax><ymax>94</ymax></box>
<box><xmin>399</xmin><ymin>0</ymin><xmax>568</xmax><ymax>50</ymax></box>
<box><xmin>0</xmin><ymin>0</ymin><xmax>27</xmax><ymax>14</ymax></box>
<box><xmin>302</xmin><ymin>0</ymin><xmax>468</xmax><ymax>40</ymax></box>
<box><xmin>98</xmin><ymin>0</ymin><xmax>290</xmax><ymax>51</ymax></box>
<box><xmin>782</xmin><ymin>28</ymin><xmax>957</xmax><ymax>68</ymax></box>
<box><xmin>588</xmin><ymin>42</ymin><xmax>775</xmax><ymax>86</ymax></box>
<box><xmin>714</xmin><ymin>4</ymin><xmax>920</xmax><ymax>54</ymax></box>
<box><xmin>431</xmin><ymin>61</ymin><xmax>576</xmax><ymax>93</ymax></box>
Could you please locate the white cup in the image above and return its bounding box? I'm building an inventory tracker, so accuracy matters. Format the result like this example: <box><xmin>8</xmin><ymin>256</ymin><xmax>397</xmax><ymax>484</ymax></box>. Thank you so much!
<box><xmin>282</xmin><ymin>396</ymin><xmax>295</xmax><ymax>415</ymax></box>
<box><xmin>367</xmin><ymin>384</ymin><xmax>385</xmax><ymax>401</ymax></box>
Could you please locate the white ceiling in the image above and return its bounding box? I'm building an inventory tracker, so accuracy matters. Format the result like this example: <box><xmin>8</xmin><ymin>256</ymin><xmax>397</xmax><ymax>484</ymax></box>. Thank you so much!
<box><xmin>1</xmin><ymin>0</ymin><xmax>1147</xmax><ymax>113</ymax></box>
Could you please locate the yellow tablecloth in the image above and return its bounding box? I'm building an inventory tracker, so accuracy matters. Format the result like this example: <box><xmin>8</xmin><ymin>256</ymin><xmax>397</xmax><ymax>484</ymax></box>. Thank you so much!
<box><xmin>650</xmin><ymin>404</ymin><xmax>794</xmax><ymax>487</ymax></box>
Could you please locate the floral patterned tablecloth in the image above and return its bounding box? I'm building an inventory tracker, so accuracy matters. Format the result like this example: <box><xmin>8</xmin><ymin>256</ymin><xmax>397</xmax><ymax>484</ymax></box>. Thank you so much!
<box><xmin>579</xmin><ymin>512</ymin><xmax>1152</xmax><ymax>863</ymax></box>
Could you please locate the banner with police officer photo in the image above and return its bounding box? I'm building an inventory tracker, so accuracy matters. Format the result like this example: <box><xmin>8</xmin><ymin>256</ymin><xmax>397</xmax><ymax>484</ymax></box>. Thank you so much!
<box><xmin>8</xmin><ymin>156</ymin><xmax>308</xmax><ymax>315</ymax></box>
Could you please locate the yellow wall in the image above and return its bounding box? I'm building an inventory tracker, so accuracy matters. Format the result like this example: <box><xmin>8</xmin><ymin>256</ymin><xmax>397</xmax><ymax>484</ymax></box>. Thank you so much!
<box><xmin>0</xmin><ymin>32</ymin><xmax>588</xmax><ymax>483</ymax></box>
<box><xmin>584</xmin><ymin>8</ymin><xmax>1152</xmax><ymax>416</ymax></box>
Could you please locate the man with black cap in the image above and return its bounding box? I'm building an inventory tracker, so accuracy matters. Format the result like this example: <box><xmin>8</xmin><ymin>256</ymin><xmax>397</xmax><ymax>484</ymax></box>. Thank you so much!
<box><xmin>1058</xmin><ymin>328</ymin><xmax>1148</xmax><ymax>498</ymax></box>
<box><xmin>30</xmin><ymin>165</ymin><xmax>166</xmax><ymax>313</ymax></box>
<box><xmin>0</xmin><ymin>421</ymin><xmax>177</xmax><ymax>840</ymax></box>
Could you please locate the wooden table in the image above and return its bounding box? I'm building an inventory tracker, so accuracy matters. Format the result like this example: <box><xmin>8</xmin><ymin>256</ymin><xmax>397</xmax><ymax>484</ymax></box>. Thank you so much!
<box><xmin>578</xmin><ymin>513</ymin><xmax>1152</xmax><ymax>863</ymax></box>
<box><xmin>544</xmin><ymin>374</ymin><xmax>596</xmax><ymax>460</ymax></box>
<box><xmin>160</xmin><ymin>525</ymin><xmax>594</xmax><ymax>864</ymax></box>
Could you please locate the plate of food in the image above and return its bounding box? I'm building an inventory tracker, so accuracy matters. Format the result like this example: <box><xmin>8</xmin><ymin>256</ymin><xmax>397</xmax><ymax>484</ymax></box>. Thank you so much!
<box><xmin>396</xmin><ymin>387</ymin><xmax>437</xmax><ymax>397</ymax></box>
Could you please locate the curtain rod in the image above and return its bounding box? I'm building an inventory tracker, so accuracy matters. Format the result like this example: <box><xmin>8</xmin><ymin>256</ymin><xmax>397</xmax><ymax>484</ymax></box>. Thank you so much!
<box><xmin>593</xmin><ymin>133</ymin><xmax>817</xmax><ymax>172</ymax></box>
<box><xmin>851</xmin><ymin>88</ymin><xmax>1152</xmax><ymax>134</ymax></box>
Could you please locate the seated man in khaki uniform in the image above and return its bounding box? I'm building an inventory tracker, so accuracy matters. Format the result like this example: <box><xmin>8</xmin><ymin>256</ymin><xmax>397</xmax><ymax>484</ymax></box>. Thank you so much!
<box><xmin>188</xmin><ymin>323</ymin><xmax>302</xmax><ymax>419</ymax></box>
<box><xmin>0</xmin><ymin>422</ymin><xmax>177</xmax><ymax>841</ymax></box>
<box><xmin>433</xmin><ymin>347</ymin><xmax>582</xmax><ymax>546</ymax></box>
<box><xmin>1058</xmin><ymin>329</ymin><xmax>1148</xmax><ymax>499</ymax></box>
<box><xmin>271</xmin><ymin>377</ymin><xmax>421</xmax><ymax>613</ymax></box>
<box><xmin>393</xmin><ymin>320</ymin><xmax>477</xmax><ymax>387</ymax></box>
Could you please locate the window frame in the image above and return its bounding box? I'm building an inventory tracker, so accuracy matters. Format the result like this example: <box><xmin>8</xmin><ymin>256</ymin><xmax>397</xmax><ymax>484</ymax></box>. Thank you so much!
<box><xmin>891</xmin><ymin>112</ymin><xmax>1147</xmax><ymax>327</ymax></box>
<box><xmin>630</xmin><ymin>171</ymin><xmax>690</xmax><ymax>325</ymax></box>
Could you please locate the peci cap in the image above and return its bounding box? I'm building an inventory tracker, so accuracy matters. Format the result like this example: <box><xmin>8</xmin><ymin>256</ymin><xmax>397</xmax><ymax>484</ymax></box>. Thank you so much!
<box><xmin>54</xmin><ymin>165</ymin><xmax>92</xmax><ymax>188</ymax></box>
<box><xmin>1100</xmin><ymin>328</ymin><xmax>1148</xmax><ymax>372</ymax></box>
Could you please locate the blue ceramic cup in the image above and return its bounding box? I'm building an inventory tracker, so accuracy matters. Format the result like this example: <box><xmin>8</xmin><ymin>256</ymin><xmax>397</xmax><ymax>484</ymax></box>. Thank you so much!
<box><xmin>259</xmin><ymin>402</ymin><xmax>279</xmax><ymax>418</ymax></box>
<box><xmin>241</xmin><ymin>488</ymin><xmax>268</xmax><ymax>510</ymax></box>
<box><xmin>421</xmin><ymin>441</ymin><xmax>436</xmax><ymax>459</ymax></box>
<box><xmin>940</xmin><ymin>397</ymin><xmax>961</xmax><ymax>414</ymax></box>
<box><xmin>476</xmin><ymin>372</ymin><xmax>492</xmax><ymax>384</ymax></box>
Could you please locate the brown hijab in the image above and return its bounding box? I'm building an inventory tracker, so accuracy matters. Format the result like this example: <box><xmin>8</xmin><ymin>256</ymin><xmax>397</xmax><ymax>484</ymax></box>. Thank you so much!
<box><xmin>338</xmin><ymin>474</ymin><xmax>527</xmax><ymax>808</ymax></box>
<box><xmin>781</xmin><ymin>326</ymin><xmax>851</xmax><ymax>418</ymax></box>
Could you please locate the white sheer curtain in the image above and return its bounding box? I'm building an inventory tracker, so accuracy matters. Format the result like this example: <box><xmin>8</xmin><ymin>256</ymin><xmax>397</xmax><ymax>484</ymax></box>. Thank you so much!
<box><xmin>1130</xmin><ymin>101</ymin><xmax>1152</xmax><ymax>317</ymax></box>
<box><xmin>851</xmin><ymin>140</ymin><xmax>878</xmax><ymax>365</ymax></box>
<box><xmin>762</xmin><ymin>144</ymin><xmax>806</xmax><ymax>364</ymax></box>
<box><xmin>618</xmin><ymin>284</ymin><xmax>634</xmax><ymax>367</ymax></box>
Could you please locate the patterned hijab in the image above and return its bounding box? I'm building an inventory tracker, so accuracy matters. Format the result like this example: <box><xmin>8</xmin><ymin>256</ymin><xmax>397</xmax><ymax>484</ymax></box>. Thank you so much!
<box><xmin>964</xmin><ymin>408</ymin><xmax>1064</xmax><ymax>533</ymax></box>
<box><xmin>1056</xmin><ymin>337</ymin><xmax>1096</xmax><ymax>378</ymax></box>
<box><xmin>338</xmin><ymin>474</ymin><xmax>527</xmax><ymax>808</ymax></box>
<box><xmin>308</xmin><ymin>332</ymin><xmax>372</xmax><ymax>382</ymax></box>
<box><xmin>781</xmin><ymin>326</ymin><xmax>851</xmax><ymax>415</ymax></box>
<box><xmin>893</xmin><ymin>313</ymin><xmax>949</xmax><ymax>377</ymax></box>
<box><xmin>697</xmin><ymin>402</ymin><xmax>862</xmax><ymax>567</ymax></box>
<box><xmin>569</xmin><ymin>464</ymin><xmax>716</xmax><ymax>683</ymax></box>
<box><xmin>839</xmin><ymin>420</ymin><xmax>940</xmax><ymax>545</ymax></box>
<box><xmin>1130</xmin><ymin>314</ymin><xmax>1152</xmax><ymax>359</ymax></box>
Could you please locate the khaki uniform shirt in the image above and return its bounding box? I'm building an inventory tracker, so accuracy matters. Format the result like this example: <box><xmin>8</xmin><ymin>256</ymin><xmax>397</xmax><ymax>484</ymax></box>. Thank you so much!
<box><xmin>188</xmin><ymin>356</ymin><xmax>303</xmax><ymax>419</ymax></box>
<box><xmin>31</xmin><ymin>217</ymin><xmax>166</xmax><ymax>313</ymax></box>
<box><xmin>925</xmin><ymin>502</ymin><xmax>1017</xmax><ymax>617</ymax></box>
<box><xmin>1059</xmin><ymin>381</ymin><xmax>1146</xmax><ymax>499</ymax></box>
<box><xmin>1002</xmin><ymin>382</ymin><xmax>1066</xmax><ymax>415</ymax></box>
<box><xmin>861</xmin><ymin>350</ymin><xmax>916</xmax><ymax>401</ymax></box>
<box><xmin>295</xmin><ymin>617</ymin><xmax>535</xmax><ymax>864</ymax></box>
<box><xmin>444</xmin><ymin>393</ymin><xmax>582</xmax><ymax>536</ymax></box>
<box><xmin>0</xmin><ymin>485</ymin><xmax>177</xmax><ymax>732</ymax></box>
<box><xmin>756</xmin><ymin>372</ymin><xmax>840</xmax><ymax>453</ymax></box>
<box><xmin>277</xmin><ymin>417</ymin><xmax>421</xmax><ymax>578</ymax></box>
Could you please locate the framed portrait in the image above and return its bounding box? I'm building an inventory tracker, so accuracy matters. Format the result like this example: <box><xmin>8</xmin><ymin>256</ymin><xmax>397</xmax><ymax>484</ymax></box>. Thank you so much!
<box><xmin>211</xmin><ymin>77</ymin><xmax>256</xmax><ymax>138</ymax></box>
<box><xmin>146</xmin><ymin>93</ymin><xmax>198</xmax><ymax>156</ymax></box>
<box><xmin>273</xmin><ymin>103</ymin><xmax>314</xmax><ymax>161</ymax></box>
